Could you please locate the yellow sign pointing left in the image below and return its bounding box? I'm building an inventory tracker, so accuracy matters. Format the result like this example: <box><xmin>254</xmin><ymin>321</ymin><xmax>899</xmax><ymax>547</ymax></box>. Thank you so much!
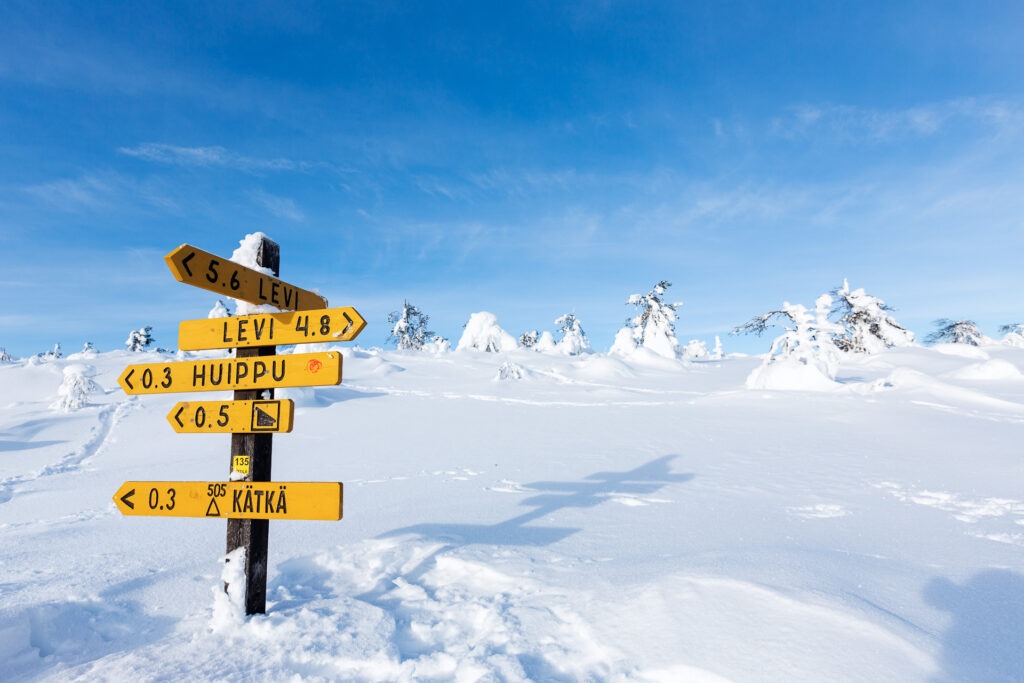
<box><xmin>118</xmin><ymin>351</ymin><xmax>341</xmax><ymax>395</ymax></box>
<box><xmin>113</xmin><ymin>481</ymin><xmax>343</xmax><ymax>520</ymax></box>
<box><xmin>165</xmin><ymin>244</ymin><xmax>328</xmax><ymax>311</ymax></box>
<box><xmin>167</xmin><ymin>399</ymin><xmax>294</xmax><ymax>434</ymax></box>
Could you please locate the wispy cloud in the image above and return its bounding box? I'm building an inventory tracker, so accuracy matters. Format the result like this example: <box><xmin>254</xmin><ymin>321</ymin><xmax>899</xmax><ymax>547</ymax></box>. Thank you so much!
<box><xmin>22</xmin><ymin>172</ymin><xmax>181</xmax><ymax>213</ymax></box>
<box><xmin>768</xmin><ymin>98</ymin><xmax>1024</xmax><ymax>143</ymax></box>
<box><xmin>248</xmin><ymin>190</ymin><xmax>304</xmax><ymax>222</ymax></box>
<box><xmin>119</xmin><ymin>143</ymin><xmax>302</xmax><ymax>173</ymax></box>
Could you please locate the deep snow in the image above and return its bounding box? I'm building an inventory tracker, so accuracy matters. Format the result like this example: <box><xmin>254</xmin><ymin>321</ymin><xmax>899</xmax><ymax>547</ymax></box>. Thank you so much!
<box><xmin>2</xmin><ymin>342</ymin><xmax>1024</xmax><ymax>681</ymax></box>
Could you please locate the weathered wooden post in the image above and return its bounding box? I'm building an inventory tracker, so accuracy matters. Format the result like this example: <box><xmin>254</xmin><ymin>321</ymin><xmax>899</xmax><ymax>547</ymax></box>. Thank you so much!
<box><xmin>225</xmin><ymin>235</ymin><xmax>278</xmax><ymax>615</ymax></box>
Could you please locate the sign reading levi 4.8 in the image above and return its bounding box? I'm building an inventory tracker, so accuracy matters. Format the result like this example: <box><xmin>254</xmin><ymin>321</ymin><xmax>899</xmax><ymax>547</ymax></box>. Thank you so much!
<box><xmin>165</xmin><ymin>244</ymin><xmax>328</xmax><ymax>311</ymax></box>
<box><xmin>118</xmin><ymin>351</ymin><xmax>341</xmax><ymax>395</ymax></box>
<box><xmin>177</xmin><ymin>307</ymin><xmax>366</xmax><ymax>351</ymax></box>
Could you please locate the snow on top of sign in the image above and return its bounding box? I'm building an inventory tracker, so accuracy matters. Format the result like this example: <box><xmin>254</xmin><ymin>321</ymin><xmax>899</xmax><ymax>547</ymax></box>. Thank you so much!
<box><xmin>230</xmin><ymin>232</ymin><xmax>280</xmax><ymax>315</ymax></box>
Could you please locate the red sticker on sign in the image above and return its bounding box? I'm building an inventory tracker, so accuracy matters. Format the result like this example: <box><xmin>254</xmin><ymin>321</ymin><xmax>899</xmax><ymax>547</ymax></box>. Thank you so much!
<box><xmin>306</xmin><ymin>359</ymin><xmax>323</xmax><ymax>373</ymax></box>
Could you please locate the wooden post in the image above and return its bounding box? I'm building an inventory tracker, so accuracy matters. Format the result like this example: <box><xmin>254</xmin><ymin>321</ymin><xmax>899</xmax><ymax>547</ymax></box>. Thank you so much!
<box><xmin>225</xmin><ymin>236</ymin><xmax>280</xmax><ymax>615</ymax></box>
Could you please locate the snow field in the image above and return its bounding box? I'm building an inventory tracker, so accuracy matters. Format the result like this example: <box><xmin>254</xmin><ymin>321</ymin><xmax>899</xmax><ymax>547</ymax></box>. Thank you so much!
<box><xmin>2</xmin><ymin>343</ymin><xmax>1024</xmax><ymax>680</ymax></box>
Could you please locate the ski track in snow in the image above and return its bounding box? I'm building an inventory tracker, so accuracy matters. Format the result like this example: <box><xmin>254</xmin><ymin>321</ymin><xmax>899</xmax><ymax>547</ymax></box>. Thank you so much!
<box><xmin>0</xmin><ymin>399</ymin><xmax>134</xmax><ymax>509</ymax></box>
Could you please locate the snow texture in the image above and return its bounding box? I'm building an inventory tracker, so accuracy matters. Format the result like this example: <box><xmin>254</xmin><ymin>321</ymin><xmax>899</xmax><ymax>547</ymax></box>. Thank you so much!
<box><xmin>3</xmin><ymin>343</ymin><xmax>1024</xmax><ymax>681</ymax></box>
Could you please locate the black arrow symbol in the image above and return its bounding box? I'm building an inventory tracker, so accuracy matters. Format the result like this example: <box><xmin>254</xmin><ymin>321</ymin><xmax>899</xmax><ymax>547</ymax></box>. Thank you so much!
<box><xmin>120</xmin><ymin>488</ymin><xmax>136</xmax><ymax>510</ymax></box>
<box><xmin>181</xmin><ymin>251</ymin><xmax>195</xmax><ymax>277</ymax></box>
<box><xmin>173</xmin><ymin>406</ymin><xmax>185</xmax><ymax>428</ymax></box>
<box><xmin>123</xmin><ymin>368</ymin><xmax>135</xmax><ymax>391</ymax></box>
<box><xmin>339</xmin><ymin>312</ymin><xmax>354</xmax><ymax>338</ymax></box>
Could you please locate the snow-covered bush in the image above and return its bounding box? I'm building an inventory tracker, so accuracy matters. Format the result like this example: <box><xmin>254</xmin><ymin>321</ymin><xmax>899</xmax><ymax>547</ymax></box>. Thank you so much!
<box><xmin>456</xmin><ymin>312</ymin><xmax>517</xmax><ymax>352</ymax></box>
<box><xmin>209</xmin><ymin>300</ymin><xmax>232</xmax><ymax>318</ymax></box>
<box><xmin>534</xmin><ymin>331</ymin><xmax>557</xmax><ymax>353</ymax></box>
<box><xmin>495</xmin><ymin>361</ymin><xmax>528</xmax><ymax>381</ymax></box>
<box><xmin>387</xmin><ymin>300</ymin><xmax>437</xmax><ymax>351</ymax></box>
<box><xmin>999</xmin><ymin>324</ymin><xmax>1024</xmax><ymax>348</ymax></box>
<box><xmin>611</xmin><ymin>280</ymin><xmax>682</xmax><ymax>358</ymax></box>
<box><xmin>125</xmin><ymin>327</ymin><xmax>155</xmax><ymax>352</ymax></box>
<box><xmin>831</xmin><ymin>280</ymin><xmax>915</xmax><ymax>353</ymax></box>
<box><xmin>554</xmin><ymin>313</ymin><xmax>590</xmax><ymax>356</ymax></box>
<box><xmin>736</xmin><ymin>294</ymin><xmax>843</xmax><ymax>390</ymax></box>
<box><xmin>35</xmin><ymin>344</ymin><xmax>62</xmax><ymax>361</ymax></box>
<box><xmin>926</xmin><ymin>320</ymin><xmax>989</xmax><ymax>346</ymax></box>
<box><xmin>681</xmin><ymin>339</ymin><xmax>708</xmax><ymax>360</ymax></box>
<box><xmin>0</xmin><ymin>347</ymin><xmax>12</xmax><ymax>363</ymax></box>
<box><xmin>519</xmin><ymin>331</ymin><xmax>539</xmax><ymax>348</ymax></box>
<box><xmin>51</xmin><ymin>364</ymin><xmax>102</xmax><ymax>412</ymax></box>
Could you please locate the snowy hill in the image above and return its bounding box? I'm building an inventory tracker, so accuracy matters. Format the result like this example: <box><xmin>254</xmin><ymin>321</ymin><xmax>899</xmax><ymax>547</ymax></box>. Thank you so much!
<box><xmin>2</xmin><ymin>344</ymin><xmax>1024</xmax><ymax>681</ymax></box>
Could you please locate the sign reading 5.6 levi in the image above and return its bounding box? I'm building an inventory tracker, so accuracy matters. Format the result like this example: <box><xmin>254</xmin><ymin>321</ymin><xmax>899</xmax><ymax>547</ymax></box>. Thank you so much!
<box><xmin>113</xmin><ymin>481</ymin><xmax>343</xmax><ymax>520</ymax></box>
<box><xmin>165</xmin><ymin>244</ymin><xmax>328</xmax><ymax>311</ymax></box>
<box><xmin>177</xmin><ymin>307</ymin><xmax>366</xmax><ymax>351</ymax></box>
<box><xmin>118</xmin><ymin>351</ymin><xmax>341</xmax><ymax>395</ymax></box>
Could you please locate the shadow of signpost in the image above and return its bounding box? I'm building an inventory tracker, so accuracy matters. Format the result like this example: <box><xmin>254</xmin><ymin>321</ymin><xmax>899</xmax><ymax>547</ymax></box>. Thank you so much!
<box><xmin>924</xmin><ymin>569</ymin><xmax>1024</xmax><ymax>682</ymax></box>
<box><xmin>380</xmin><ymin>454</ymin><xmax>694</xmax><ymax>550</ymax></box>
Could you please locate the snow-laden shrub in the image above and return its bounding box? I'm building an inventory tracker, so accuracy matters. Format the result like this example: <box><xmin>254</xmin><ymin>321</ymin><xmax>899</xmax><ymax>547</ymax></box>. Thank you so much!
<box><xmin>737</xmin><ymin>294</ymin><xmax>843</xmax><ymax>390</ymax></box>
<box><xmin>831</xmin><ymin>279</ymin><xmax>915</xmax><ymax>353</ymax></box>
<box><xmin>208</xmin><ymin>300</ymin><xmax>232</xmax><ymax>318</ymax></box>
<box><xmin>51</xmin><ymin>364</ymin><xmax>102</xmax><ymax>412</ymax></box>
<box><xmin>519</xmin><ymin>331</ymin><xmax>539</xmax><ymax>348</ymax></box>
<box><xmin>456</xmin><ymin>312</ymin><xmax>517</xmax><ymax>352</ymax></box>
<box><xmin>611</xmin><ymin>280</ymin><xmax>682</xmax><ymax>358</ymax></box>
<box><xmin>534</xmin><ymin>331</ymin><xmax>557</xmax><ymax>353</ymax></box>
<box><xmin>125</xmin><ymin>327</ymin><xmax>154</xmax><ymax>352</ymax></box>
<box><xmin>495</xmin><ymin>361</ymin><xmax>528</xmax><ymax>381</ymax></box>
<box><xmin>1000</xmin><ymin>324</ymin><xmax>1024</xmax><ymax>348</ymax></box>
<box><xmin>681</xmin><ymin>339</ymin><xmax>708</xmax><ymax>360</ymax></box>
<box><xmin>926</xmin><ymin>320</ymin><xmax>989</xmax><ymax>346</ymax></box>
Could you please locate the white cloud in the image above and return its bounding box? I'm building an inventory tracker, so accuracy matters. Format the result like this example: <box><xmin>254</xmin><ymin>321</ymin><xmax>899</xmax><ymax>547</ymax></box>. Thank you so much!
<box><xmin>119</xmin><ymin>143</ymin><xmax>300</xmax><ymax>173</ymax></box>
<box><xmin>248</xmin><ymin>190</ymin><xmax>304</xmax><ymax>222</ymax></box>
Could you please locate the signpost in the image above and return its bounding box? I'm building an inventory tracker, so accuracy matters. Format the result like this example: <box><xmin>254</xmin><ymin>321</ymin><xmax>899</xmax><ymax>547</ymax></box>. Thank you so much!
<box><xmin>113</xmin><ymin>481</ymin><xmax>343</xmax><ymax>521</ymax></box>
<box><xmin>167</xmin><ymin>400</ymin><xmax>295</xmax><ymax>434</ymax></box>
<box><xmin>177</xmin><ymin>307</ymin><xmax>366</xmax><ymax>350</ymax></box>
<box><xmin>114</xmin><ymin>236</ymin><xmax>363</xmax><ymax>615</ymax></box>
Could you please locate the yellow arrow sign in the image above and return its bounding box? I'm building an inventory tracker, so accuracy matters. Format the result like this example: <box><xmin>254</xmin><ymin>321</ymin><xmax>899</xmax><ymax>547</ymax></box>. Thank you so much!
<box><xmin>118</xmin><ymin>351</ymin><xmax>342</xmax><ymax>395</ymax></box>
<box><xmin>166</xmin><ymin>399</ymin><xmax>295</xmax><ymax>433</ymax></box>
<box><xmin>113</xmin><ymin>481</ymin><xmax>343</xmax><ymax>520</ymax></box>
<box><xmin>177</xmin><ymin>307</ymin><xmax>366</xmax><ymax>351</ymax></box>
<box><xmin>165</xmin><ymin>244</ymin><xmax>328</xmax><ymax>311</ymax></box>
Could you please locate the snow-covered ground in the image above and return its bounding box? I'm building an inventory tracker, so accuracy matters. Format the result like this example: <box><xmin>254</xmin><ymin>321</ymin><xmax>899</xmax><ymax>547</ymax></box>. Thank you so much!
<box><xmin>2</xmin><ymin>343</ymin><xmax>1024</xmax><ymax>681</ymax></box>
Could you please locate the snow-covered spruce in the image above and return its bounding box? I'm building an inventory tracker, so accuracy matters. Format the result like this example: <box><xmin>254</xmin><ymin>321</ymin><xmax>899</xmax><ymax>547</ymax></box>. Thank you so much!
<box><xmin>554</xmin><ymin>313</ymin><xmax>590</xmax><ymax>356</ymax></box>
<box><xmin>1000</xmin><ymin>324</ymin><xmax>1024</xmax><ymax>348</ymax></box>
<box><xmin>926</xmin><ymin>319</ymin><xmax>989</xmax><ymax>346</ymax></box>
<box><xmin>610</xmin><ymin>280</ymin><xmax>682</xmax><ymax>359</ymax></box>
<box><xmin>50</xmin><ymin>364</ymin><xmax>102</xmax><ymax>412</ymax></box>
<box><xmin>125</xmin><ymin>327</ymin><xmax>155</xmax><ymax>352</ymax></box>
<box><xmin>831</xmin><ymin>279</ymin><xmax>914</xmax><ymax>353</ymax></box>
<box><xmin>519</xmin><ymin>330</ymin><xmax>539</xmax><ymax>348</ymax></box>
<box><xmin>0</xmin><ymin>347</ymin><xmax>12</xmax><ymax>363</ymax></box>
<box><xmin>456</xmin><ymin>312</ymin><xmax>517</xmax><ymax>352</ymax></box>
<box><xmin>387</xmin><ymin>300</ymin><xmax>437</xmax><ymax>351</ymax></box>
<box><xmin>736</xmin><ymin>294</ymin><xmax>843</xmax><ymax>390</ymax></box>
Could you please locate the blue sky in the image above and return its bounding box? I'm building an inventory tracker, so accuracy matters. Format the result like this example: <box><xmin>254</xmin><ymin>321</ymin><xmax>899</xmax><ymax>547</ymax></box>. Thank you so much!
<box><xmin>2</xmin><ymin>1</ymin><xmax>1023</xmax><ymax>356</ymax></box>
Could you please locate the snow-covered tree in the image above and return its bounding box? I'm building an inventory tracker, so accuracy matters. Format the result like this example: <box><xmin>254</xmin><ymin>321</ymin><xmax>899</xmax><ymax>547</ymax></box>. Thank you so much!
<box><xmin>736</xmin><ymin>294</ymin><xmax>843</xmax><ymax>388</ymax></box>
<box><xmin>710</xmin><ymin>336</ymin><xmax>724</xmax><ymax>360</ymax></box>
<box><xmin>496</xmin><ymin>361</ymin><xmax>528</xmax><ymax>381</ymax></box>
<box><xmin>554</xmin><ymin>313</ymin><xmax>590</xmax><ymax>355</ymax></box>
<box><xmin>387</xmin><ymin>300</ymin><xmax>436</xmax><ymax>350</ymax></box>
<box><xmin>41</xmin><ymin>344</ymin><xmax>62</xmax><ymax>360</ymax></box>
<box><xmin>51</xmin><ymin>364</ymin><xmax>102</xmax><ymax>412</ymax></box>
<box><xmin>0</xmin><ymin>347</ymin><xmax>12</xmax><ymax>363</ymax></box>
<box><xmin>611</xmin><ymin>280</ymin><xmax>682</xmax><ymax>358</ymax></box>
<box><xmin>926</xmin><ymin>319</ymin><xmax>989</xmax><ymax>346</ymax></box>
<box><xmin>830</xmin><ymin>280</ymin><xmax>914</xmax><ymax>353</ymax></box>
<box><xmin>456</xmin><ymin>312</ymin><xmax>517</xmax><ymax>352</ymax></box>
<box><xmin>209</xmin><ymin>300</ymin><xmax>232</xmax><ymax>318</ymax></box>
<box><xmin>519</xmin><ymin>330</ymin><xmax>539</xmax><ymax>349</ymax></box>
<box><xmin>125</xmin><ymin>327</ymin><xmax>155</xmax><ymax>352</ymax></box>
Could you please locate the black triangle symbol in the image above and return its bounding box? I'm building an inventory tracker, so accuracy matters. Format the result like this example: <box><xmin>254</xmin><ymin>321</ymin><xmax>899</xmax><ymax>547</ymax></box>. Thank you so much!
<box><xmin>206</xmin><ymin>497</ymin><xmax>221</xmax><ymax>517</ymax></box>
<box><xmin>255</xmin><ymin>407</ymin><xmax>277</xmax><ymax>427</ymax></box>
